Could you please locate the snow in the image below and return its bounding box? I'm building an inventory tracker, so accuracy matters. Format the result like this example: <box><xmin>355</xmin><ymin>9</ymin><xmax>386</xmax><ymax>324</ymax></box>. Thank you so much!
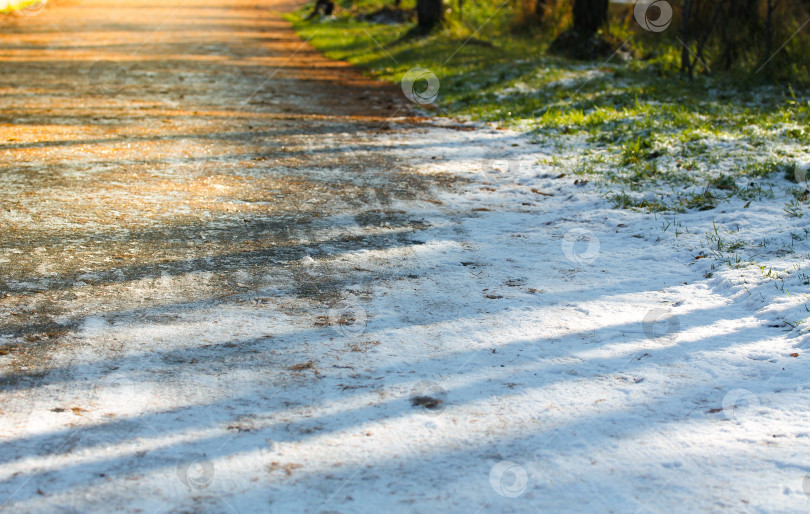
<box><xmin>2</xmin><ymin>121</ymin><xmax>810</xmax><ymax>512</ymax></box>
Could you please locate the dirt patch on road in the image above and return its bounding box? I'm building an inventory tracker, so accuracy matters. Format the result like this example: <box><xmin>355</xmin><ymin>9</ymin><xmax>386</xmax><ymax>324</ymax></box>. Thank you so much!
<box><xmin>0</xmin><ymin>0</ymin><xmax>456</xmax><ymax>374</ymax></box>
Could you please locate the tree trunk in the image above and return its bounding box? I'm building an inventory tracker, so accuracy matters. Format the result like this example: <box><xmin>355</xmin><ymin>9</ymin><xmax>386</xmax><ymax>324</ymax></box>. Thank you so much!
<box><xmin>680</xmin><ymin>0</ymin><xmax>695</xmax><ymax>77</ymax></box>
<box><xmin>719</xmin><ymin>0</ymin><xmax>760</xmax><ymax>70</ymax></box>
<box><xmin>765</xmin><ymin>0</ymin><xmax>775</xmax><ymax>59</ymax></box>
<box><xmin>305</xmin><ymin>0</ymin><xmax>334</xmax><ymax>19</ymax></box>
<box><xmin>572</xmin><ymin>0</ymin><xmax>609</xmax><ymax>37</ymax></box>
<box><xmin>416</xmin><ymin>0</ymin><xmax>443</xmax><ymax>32</ymax></box>
<box><xmin>535</xmin><ymin>0</ymin><xmax>548</xmax><ymax>21</ymax></box>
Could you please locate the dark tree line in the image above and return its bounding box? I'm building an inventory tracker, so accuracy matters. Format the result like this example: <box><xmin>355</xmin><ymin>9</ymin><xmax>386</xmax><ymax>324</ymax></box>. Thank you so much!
<box><xmin>410</xmin><ymin>0</ymin><xmax>809</xmax><ymax>75</ymax></box>
<box><xmin>416</xmin><ymin>0</ymin><xmax>444</xmax><ymax>32</ymax></box>
<box><xmin>414</xmin><ymin>0</ymin><xmax>609</xmax><ymax>36</ymax></box>
<box><xmin>571</xmin><ymin>0</ymin><xmax>608</xmax><ymax>37</ymax></box>
<box><xmin>677</xmin><ymin>0</ymin><xmax>809</xmax><ymax>76</ymax></box>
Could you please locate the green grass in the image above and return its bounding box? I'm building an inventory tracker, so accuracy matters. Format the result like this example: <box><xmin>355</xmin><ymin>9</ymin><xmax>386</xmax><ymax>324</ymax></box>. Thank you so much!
<box><xmin>291</xmin><ymin>4</ymin><xmax>808</xmax><ymax>125</ymax></box>
<box><xmin>290</xmin><ymin>0</ymin><xmax>810</xmax><ymax>214</ymax></box>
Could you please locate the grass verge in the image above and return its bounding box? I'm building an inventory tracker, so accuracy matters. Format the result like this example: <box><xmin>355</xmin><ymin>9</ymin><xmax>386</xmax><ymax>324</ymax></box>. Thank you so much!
<box><xmin>290</xmin><ymin>1</ymin><xmax>810</xmax><ymax>214</ymax></box>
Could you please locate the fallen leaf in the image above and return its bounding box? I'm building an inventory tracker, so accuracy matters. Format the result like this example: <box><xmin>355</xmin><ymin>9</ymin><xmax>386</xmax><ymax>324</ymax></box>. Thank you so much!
<box><xmin>290</xmin><ymin>361</ymin><xmax>315</xmax><ymax>372</ymax></box>
<box><xmin>267</xmin><ymin>462</ymin><xmax>303</xmax><ymax>475</ymax></box>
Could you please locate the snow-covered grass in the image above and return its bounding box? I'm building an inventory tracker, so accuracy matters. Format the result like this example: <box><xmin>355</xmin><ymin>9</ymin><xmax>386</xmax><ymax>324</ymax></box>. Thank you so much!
<box><xmin>293</xmin><ymin>8</ymin><xmax>810</xmax><ymax>335</ymax></box>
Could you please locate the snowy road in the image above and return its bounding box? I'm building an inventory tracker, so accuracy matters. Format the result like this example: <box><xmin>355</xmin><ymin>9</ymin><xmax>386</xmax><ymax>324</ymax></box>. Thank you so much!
<box><xmin>1</xmin><ymin>0</ymin><xmax>810</xmax><ymax>512</ymax></box>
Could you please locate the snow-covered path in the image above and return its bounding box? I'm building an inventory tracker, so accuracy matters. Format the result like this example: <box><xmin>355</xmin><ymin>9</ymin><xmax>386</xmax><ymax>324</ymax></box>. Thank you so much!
<box><xmin>2</xmin><ymin>1</ymin><xmax>810</xmax><ymax>513</ymax></box>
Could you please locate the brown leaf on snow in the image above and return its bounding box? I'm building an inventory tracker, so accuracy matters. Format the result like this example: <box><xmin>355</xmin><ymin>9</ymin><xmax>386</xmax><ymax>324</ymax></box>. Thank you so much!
<box><xmin>289</xmin><ymin>361</ymin><xmax>316</xmax><ymax>372</ymax></box>
<box><xmin>349</xmin><ymin>340</ymin><xmax>380</xmax><ymax>352</ymax></box>
<box><xmin>266</xmin><ymin>461</ymin><xmax>303</xmax><ymax>476</ymax></box>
